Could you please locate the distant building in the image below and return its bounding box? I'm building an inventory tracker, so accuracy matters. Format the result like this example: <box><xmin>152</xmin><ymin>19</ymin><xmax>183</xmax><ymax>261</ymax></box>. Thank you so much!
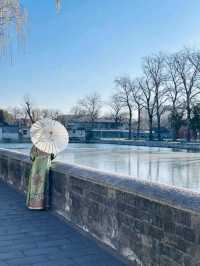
<box><xmin>153</xmin><ymin>127</ymin><xmax>172</xmax><ymax>140</ymax></box>
<box><xmin>1</xmin><ymin>126</ymin><xmax>19</xmax><ymax>141</ymax></box>
<box><xmin>85</xmin><ymin>129</ymin><xmax>152</xmax><ymax>141</ymax></box>
<box><xmin>58</xmin><ymin>115</ymin><xmax>126</xmax><ymax>129</ymax></box>
<box><xmin>18</xmin><ymin>127</ymin><xmax>31</xmax><ymax>140</ymax></box>
<box><xmin>68</xmin><ymin>128</ymin><xmax>86</xmax><ymax>142</ymax></box>
<box><xmin>0</xmin><ymin>124</ymin><xmax>30</xmax><ymax>142</ymax></box>
<box><xmin>57</xmin><ymin>115</ymin><xmax>127</xmax><ymax>142</ymax></box>
<box><xmin>58</xmin><ymin>115</ymin><xmax>172</xmax><ymax>142</ymax></box>
<box><xmin>68</xmin><ymin>119</ymin><xmax>125</xmax><ymax>130</ymax></box>
<box><xmin>66</xmin><ymin>118</ymin><xmax>126</xmax><ymax>142</ymax></box>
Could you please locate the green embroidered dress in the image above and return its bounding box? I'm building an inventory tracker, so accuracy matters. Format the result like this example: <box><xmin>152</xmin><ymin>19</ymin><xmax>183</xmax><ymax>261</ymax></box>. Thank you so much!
<box><xmin>26</xmin><ymin>146</ymin><xmax>52</xmax><ymax>210</ymax></box>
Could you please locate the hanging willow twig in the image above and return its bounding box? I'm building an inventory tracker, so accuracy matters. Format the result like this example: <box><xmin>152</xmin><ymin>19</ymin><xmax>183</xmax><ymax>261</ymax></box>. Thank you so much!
<box><xmin>0</xmin><ymin>0</ymin><xmax>27</xmax><ymax>56</ymax></box>
<box><xmin>55</xmin><ymin>0</ymin><xmax>61</xmax><ymax>12</ymax></box>
<box><xmin>0</xmin><ymin>0</ymin><xmax>61</xmax><ymax>57</ymax></box>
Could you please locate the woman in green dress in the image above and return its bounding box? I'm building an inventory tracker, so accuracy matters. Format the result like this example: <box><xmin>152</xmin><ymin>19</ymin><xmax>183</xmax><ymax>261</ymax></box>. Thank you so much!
<box><xmin>26</xmin><ymin>145</ymin><xmax>55</xmax><ymax>210</ymax></box>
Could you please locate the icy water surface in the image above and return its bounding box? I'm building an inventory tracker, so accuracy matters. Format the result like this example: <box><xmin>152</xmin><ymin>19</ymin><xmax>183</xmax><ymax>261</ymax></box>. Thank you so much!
<box><xmin>1</xmin><ymin>143</ymin><xmax>200</xmax><ymax>192</ymax></box>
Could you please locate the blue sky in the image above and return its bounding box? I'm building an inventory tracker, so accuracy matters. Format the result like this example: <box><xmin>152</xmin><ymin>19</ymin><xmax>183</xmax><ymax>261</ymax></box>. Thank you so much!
<box><xmin>1</xmin><ymin>0</ymin><xmax>200</xmax><ymax>112</ymax></box>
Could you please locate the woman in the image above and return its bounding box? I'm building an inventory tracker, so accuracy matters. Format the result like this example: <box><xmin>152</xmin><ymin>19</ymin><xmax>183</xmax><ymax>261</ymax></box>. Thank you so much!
<box><xmin>26</xmin><ymin>145</ymin><xmax>55</xmax><ymax>210</ymax></box>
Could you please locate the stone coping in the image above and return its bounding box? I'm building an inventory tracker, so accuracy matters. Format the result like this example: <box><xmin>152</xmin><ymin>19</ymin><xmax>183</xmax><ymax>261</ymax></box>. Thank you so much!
<box><xmin>90</xmin><ymin>139</ymin><xmax>200</xmax><ymax>150</ymax></box>
<box><xmin>1</xmin><ymin>148</ymin><xmax>200</xmax><ymax>215</ymax></box>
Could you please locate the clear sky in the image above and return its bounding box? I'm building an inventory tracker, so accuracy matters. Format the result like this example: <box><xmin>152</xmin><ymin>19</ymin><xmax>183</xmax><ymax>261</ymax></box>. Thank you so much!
<box><xmin>1</xmin><ymin>0</ymin><xmax>200</xmax><ymax>113</ymax></box>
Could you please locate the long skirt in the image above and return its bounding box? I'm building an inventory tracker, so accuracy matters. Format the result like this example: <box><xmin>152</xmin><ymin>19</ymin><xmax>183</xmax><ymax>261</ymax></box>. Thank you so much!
<box><xmin>26</xmin><ymin>155</ymin><xmax>51</xmax><ymax>210</ymax></box>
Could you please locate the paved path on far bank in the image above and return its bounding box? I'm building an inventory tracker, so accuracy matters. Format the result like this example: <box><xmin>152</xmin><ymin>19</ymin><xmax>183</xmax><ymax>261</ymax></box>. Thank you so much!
<box><xmin>0</xmin><ymin>181</ymin><xmax>126</xmax><ymax>266</ymax></box>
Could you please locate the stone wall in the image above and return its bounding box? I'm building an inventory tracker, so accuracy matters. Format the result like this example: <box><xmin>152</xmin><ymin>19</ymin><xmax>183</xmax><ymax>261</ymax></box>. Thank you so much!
<box><xmin>1</xmin><ymin>149</ymin><xmax>200</xmax><ymax>265</ymax></box>
<box><xmin>91</xmin><ymin>139</ymin><xmax>200</xmax><ymax>151</ymax></box>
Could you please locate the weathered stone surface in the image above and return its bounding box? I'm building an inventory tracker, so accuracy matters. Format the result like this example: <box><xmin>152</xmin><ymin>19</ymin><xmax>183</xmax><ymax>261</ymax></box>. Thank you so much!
<box><xmin>1</xmin><ymin>149</ymin><xmax>200</xmax><ymax>265</ymax></box>
<box><xmin>0</xmin><ymin>181</ymin><xmax>126</xmax><ymax>266</ymax></box>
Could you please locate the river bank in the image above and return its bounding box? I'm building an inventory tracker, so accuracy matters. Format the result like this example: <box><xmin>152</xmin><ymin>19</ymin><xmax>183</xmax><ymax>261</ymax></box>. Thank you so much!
<box><xmin>88</xmin><ymin>139</ymin><xmax>200</xmax><ymax>151</ymax></box>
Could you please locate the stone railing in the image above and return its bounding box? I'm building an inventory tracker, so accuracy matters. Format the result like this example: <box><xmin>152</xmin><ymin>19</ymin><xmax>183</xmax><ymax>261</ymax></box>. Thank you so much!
<box><xmin>0</xmin><ymin>149</ymin><xmax>200</xmax><ymax>265</ymax></box>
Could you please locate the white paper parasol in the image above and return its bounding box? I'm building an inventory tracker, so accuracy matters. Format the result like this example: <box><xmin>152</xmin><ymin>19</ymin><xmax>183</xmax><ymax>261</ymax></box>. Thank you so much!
<box><xmin>30</xmin><ymin>118</ymin><xmax>69</xmax><ymax>155</ymax></box>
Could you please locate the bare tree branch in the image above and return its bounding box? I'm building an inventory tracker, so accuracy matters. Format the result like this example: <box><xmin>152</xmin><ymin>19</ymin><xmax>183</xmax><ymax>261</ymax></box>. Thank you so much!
<box><xmin>173</xmin><ymin>49</ymin><xmax>200</xmax><ymax>141</ymax></box>
<box><xmin>114</xmin><ymin>76</ymin><xmax>133</xmax><ymax>139</ymax></box>
<box><xmin>108</xmin><ymin>93</ymin><xmax>124</xmax><ymax>125</ymax></box>
<box><xmin>71</xmin><ymin>92</ymin><xmax>102</xmax><ymax>125</ymax></box>
<box><xmin>143</xmin><ymin>53</ymin><xmax>166</xmax><ymax>140</ymax></box>
<box><xmin>139</xmin><ymin>75</ymin><xmax>156</xmax><ymax>140</ymax></box>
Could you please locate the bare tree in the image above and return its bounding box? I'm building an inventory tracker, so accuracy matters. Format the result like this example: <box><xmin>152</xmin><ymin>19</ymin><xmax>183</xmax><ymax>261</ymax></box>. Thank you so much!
<box><xmin>165</xmin><ymin>55</ymin><xmax>183</xmax><ymax>110</ymax></box>
<box><xmin>165</xmin><ymin>54</ymin><xmax>183</xmax><ymax>140</ymax></box>
<box><xmin>0</xmin><ymin>109</ymin><xmax>14</xmax><ymax>124</ymax></box>
<box><xmin>40</xmin><ymin>109</ymin><xmax>62</xmax><ymax>120</ymax></box>
<box><xmin>139</xmin><ymin>76</ymin><xmax>157</xmax><ymax>140</ymax></box>
<box><xmin>143</xmin><ymin>54</ymin><xmax>167</xmax><ymax>140</ymax></box>
<box><xmin>23</xmin><ymin>95</ymin><xmax>36</xmax><ymax>124</ymax></box>
<box><xmin>173</xmin><ymin>49</ymin><xmax>200</xmax><ymax>141</ymax></box>
<box><xmin>23</xmin><ymin>95</ymin><xmax>63</xmax><ymax>125</ymax></box>
<box><xmin>130</xmin><ymin>79</ymin><xmax>144</xmax><ymax>139</ymax></box>
<box><xmin>108</xmin><ymin>94</ymin><xmax>124</xmax><ymax>127</ymax></box>
<box><xmin>115</xmin><ymin>77</ymin><xmax>133</xmax><ymax>139</ymax></box>
<box><xmin>72</xmin><ymin>92</ymin><xmax>102</xmax><ymax>125</ymax></box>
<box><xmin>9</xmin><ymin>107</ymin><xmax>22</xmax><ymax>121</ymax></box>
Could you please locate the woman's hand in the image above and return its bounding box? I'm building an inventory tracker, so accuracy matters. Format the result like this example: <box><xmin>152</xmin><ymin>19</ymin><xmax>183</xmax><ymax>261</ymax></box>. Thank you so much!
<box><xmin>51</xmin><ymin>154</ymin><xmax>55</xmax><ymax>161</ymax></box>
<box><xmin>30</xmin><ymin>156</ymin><xmax>35</xmax><ymax>162</ymax></box>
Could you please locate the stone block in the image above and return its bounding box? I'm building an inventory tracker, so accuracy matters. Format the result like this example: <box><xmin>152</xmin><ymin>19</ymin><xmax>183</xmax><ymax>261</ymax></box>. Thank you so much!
<box><xmin>1</xmin><ymin>150</ymin><xmax>200</xmax><ymax>266</ymax></box>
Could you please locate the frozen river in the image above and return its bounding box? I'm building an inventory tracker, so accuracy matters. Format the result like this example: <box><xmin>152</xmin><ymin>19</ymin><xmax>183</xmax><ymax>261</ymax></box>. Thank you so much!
<box><xmin>1</xmin><ymin>142</ymin><xmax>200</xmax><ymax>192</ymax></box>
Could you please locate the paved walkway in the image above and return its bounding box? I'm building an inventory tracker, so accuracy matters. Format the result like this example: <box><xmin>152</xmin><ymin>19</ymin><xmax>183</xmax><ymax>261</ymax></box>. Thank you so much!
<box><xmin>0</xmin><ymin>181</ymin><xmax>126</xmax><ymax>266</ymax></box>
